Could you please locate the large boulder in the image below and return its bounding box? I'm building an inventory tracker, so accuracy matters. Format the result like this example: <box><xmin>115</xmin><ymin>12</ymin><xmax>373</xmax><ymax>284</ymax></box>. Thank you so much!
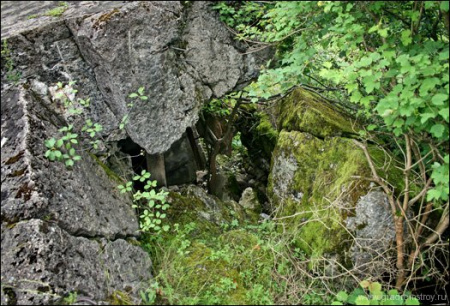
<box><xmin>2</xmin><ymin>1</ymin><xmax>262</xmax><ymax>154</ymax></box>
<box><xmin>267</xmin><ymin>88</ymin><xmax>400</xmax><ymax>274</ymax></box>
<box><xmin>1</xmin><ymin>82</ymin><xmax>151</xmax><ymax>304</ymax></box>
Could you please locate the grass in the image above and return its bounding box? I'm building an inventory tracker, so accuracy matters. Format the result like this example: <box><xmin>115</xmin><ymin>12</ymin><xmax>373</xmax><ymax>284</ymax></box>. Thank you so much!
<box><xmin>44</xmin><ymin>2</ymin><xmax>68</xmax><ymax>17</ymax></box>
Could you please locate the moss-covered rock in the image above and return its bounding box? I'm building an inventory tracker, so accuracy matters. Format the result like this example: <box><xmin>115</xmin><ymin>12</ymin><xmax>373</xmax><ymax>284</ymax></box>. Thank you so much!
<box><xmin>277</xmin><ymin>88</ymin><xmax>359</xmax><ymax>138</ymax></box>
<box><xmin>267</xmin><ymin>89</ymin><xmax>404</xmax><ymax>272</ymax></box>
<box><xmin>268</xmin><ymin>130</ymin><xmax>372</xmax><ymax>263</ymax></box>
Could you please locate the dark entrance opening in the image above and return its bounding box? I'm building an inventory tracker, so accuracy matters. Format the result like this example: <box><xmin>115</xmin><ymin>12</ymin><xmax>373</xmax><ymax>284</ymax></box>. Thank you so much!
<box><xmin>117</xmin><ymin>137</ymin><xmax>147</xmax><ymax>191</ymax></box>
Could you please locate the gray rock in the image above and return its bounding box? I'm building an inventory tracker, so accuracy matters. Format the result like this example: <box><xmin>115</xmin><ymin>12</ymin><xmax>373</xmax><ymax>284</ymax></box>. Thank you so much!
<box><xmin>1</xmin><ymin>219</ymin><xmax>151</xmax><ymax>305</ymax></box>
<box><xmin>239</xmin><ymin>187</ymin><xmax>259</xmax><ymax>210</ymax></box>
<box><xmin>346</xmin><ymin>191</ymin><xmax>396</xmax><ymax>275</ymax></box>
<box><xmin>1</xmin><ymin>85</ymin><xmax>138</xmax><ymax>239</ymax></box>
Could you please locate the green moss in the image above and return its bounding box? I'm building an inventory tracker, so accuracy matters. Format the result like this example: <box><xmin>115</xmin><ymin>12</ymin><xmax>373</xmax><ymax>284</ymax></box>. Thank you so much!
<box><xmin>44</xmin><ymin>2</ymin><xmax>68</xmax><ymax>17</ymax></box>
<box><xmin>277</xmin><ymin>88</ymin><xmax>359</xmax><ymax>138</ymax></box>
<box><xmin>254</xmin><ymin>113</ymin><xmax>278</xmax><ymax>160</ymax></box>
<box><xmin>107</xmin><ymin>290</ymin><xmax>133</xmax><ymax>305</ymax></box>
<box><xmin>268</xmin><ymin>130</ymin><xmax>401</xmax><ymax>264</ymax></box>
<box><xmin>89</xmin><ymin>153</ymin><xmax>124</xmax><ymax>185</ymax></box>
<box><xmin>166</xmin><ymin>192</ymin><xmax>222</xmax><ymax>240</ymax></box>
<box><xmin>155</xmin><ymin>229</ymin><xmax>274</xmax><ymax>305</ymax></box>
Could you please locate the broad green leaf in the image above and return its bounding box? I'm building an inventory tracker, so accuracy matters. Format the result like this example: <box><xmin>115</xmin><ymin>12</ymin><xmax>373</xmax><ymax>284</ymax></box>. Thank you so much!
<box><xmin>401</xmin><ymin>29</ymin><xmax>412</xmax><ymax>46</ymax></box>
<box><xmin>420</xmin><ymin>113</ymin><xmax>436</xmax><ymax>124</ymax></box>
<box><xmin>438</xmin><ymin>108</ymin><xmax>449</xmax><ymax>121</ymax></box>
<box><xmin>430</xmin><ymin>124</ymin><xmax>445</xmax><ymax>138</ymax></box>
<box><xmin>368</xmin><ymin>282</ymin><xmax>381</xmax><ymax>293</ymax></box>
<box><xmin>129</xmin><ymin>93</ymin><xmax>138</xmax><ymax>98</ymax></box>
<box><xmin>45</xmin><ymin>138</ymin><xmax>56</xmax><ymax>148</ymax></box>
<box><xmin>336</xmin><ymin>291</ymin><xmax>348</xmax><ymax>302</ymax></box>
<box><xmin>359</xmin><ymin>56</ymin><xmax>373</xmax><ymax>67</ymax></box>
<box><xmin>378</xmin><ymin>28</ymin><xmax>388</xmax><ymax>38</ymax></box>
<box><xmin>65</xmin><ymin>159</ymin><xmax>74</xmax><ymax>167</ymax></box>
<box><xmin>56</xmin><ymin>139</ymin><xmax>64</xmax><ymax>148</ymax></box>
<box><xmin>419</xmin><ymin>78</ymin><xmax>440</xmax><ymax>95</ymax></box>
<box><xmin>355</xmin><ymin>295</ymin><xmax>370</xmax><ymax>305</ymax></box>
<box><xmin>431</xmin><ymin>93</ymin><xmax>448</xmax><ymax>106</ymax></box>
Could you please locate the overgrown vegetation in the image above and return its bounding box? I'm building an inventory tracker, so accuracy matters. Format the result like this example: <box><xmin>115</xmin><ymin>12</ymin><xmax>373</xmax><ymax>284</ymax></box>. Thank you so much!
<box><xmin>139</xmin><ymin>218</ymin><xmax>338</xmax><ymax>305</ymax></box>
<box><xmin>1</xmin><ymin>39</ymin><xmax>21</xmax><ymax>83</ymax></box>
<box><xmin>44</xmin><ymin>2</ymin><xmax>69</xmax><ymax>18</ymax></box>
<box><xmin>211</xmin><ymin>0</ymin><xmax>449</xmax><ymax>300</ymax></box>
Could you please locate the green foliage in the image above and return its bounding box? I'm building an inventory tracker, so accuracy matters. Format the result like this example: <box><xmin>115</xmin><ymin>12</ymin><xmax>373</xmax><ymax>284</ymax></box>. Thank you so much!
<box><xmin>332</xmin><ymin>280</ymin><xmax>420</xmax><ymax>305</ymax></box>
<box><xmin>118</xmin><ymin>170</ymin><xmax>170</xmax><ymax>233</ymax></box>
<box><xmin>44</xmin><ymin>125</ymin><xmax>81</xmax><ymax>167</ymax></box>
<box><xmin>61</xmin><ymin>292</ymin><xmax>77</xmax><ymax>305</ymax></box>
<box><xmin>128</xmin><ymin>86</ymin><xmax>148</xmax><ymax>102</ymax></box>
<box><xmin>45</xmin><ymin>2</ymin><xmax>68</xmax><ymax>17</ymax></box>
<box><xmin>216</xmin><ymin>1</ymin><xmax>449</xmax><ymax>203</ymax></box>
<box><xmin>1</xmin><ymin>39</ymin><xmax>21</xmax><ymax>83</ymax></box>
<box><xmin>44</xmin><ymin>81</ymin><xmax>103</xmax><ymax>168</ymax></box>
<box><xmin>212</xmin><ymin>2</ymin><xmax>270</xmax><ymax>28</ymax></box>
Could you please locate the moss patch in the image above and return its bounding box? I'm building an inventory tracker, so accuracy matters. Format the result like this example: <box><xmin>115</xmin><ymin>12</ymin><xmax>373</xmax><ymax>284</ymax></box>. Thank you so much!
<box><xmin>154</xmin><ymin>227</ymin><xmax>275</xmax><ymax>305</ymax></box>
<box><xmin>277</xmin><ymin>88</ymin><xmax>359</xmax><ymax>138</ymax></box>
<box><xmin>267</xmin><ymin>130</ymin><xmax>399</xmax><ymax>265</ymax></box>
<box><xmin>89</xmin><ymin>153</ymin><xmax>124</xmax><ymax>185</ymax></box>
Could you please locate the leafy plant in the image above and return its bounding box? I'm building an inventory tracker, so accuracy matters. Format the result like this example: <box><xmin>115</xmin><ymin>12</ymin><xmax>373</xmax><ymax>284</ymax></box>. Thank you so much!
<box><xmin>118</xmin><ymin>170</ymin><xmax>170</xmax><ymax>233</ymax></box>
<box><xmin>332</xmin><ymin>280</ymin><xmax>420</xmax><ymax>305</ymax></box>
<box><xmin>44</xmin><ymin>125</ymin><xmax>81</xmax><ymax>167</ymax></box>
<box><xmin>1</xmin><ymin>39</ymin><xmax>21</xmax><ymax>83</ymax></box>
<box><xmin>61</xmin><ymin>291</ymin><xmax>77</xmax><ymax>305</ymax></box>
<box><xmin>128</xmin><ymin>86</ymin><xmax>148</xmax><ymax>102</ymax></box>
<box><xmin>216</xmin><ymin>0</ymin><xmax>449</xmax><ymax>290</ymax></box>
<box><xmin>44</xmin><ymin>81</ymin><xmax>104</xmax><ymax>167</ymax></box>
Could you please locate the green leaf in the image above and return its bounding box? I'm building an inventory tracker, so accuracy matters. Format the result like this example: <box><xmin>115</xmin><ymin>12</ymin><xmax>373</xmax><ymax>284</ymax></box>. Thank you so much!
<box><xmin>65</xmin><ymin>159</ymin><xmax>74</xmax><ymax>167</ymax></box>
<box><xmin>431</xmin><ymin>93</ymin><xmax>448</xmax><ymax>106</ymax></box>
<box><xmin>420</xmin><ymin>113</ymin><xmax>436</xmax><ymax>124</ymax></box>
<box><xmin>129</xmin><ymin>93</ymin><xmax>138</xmax><ymax>98</ymax></box>
<box><xmin>405</xmin><ymin>297</ymin><xmax>420</xmax><ymax>305</ymax></box>
<box><xmin>54</xmin><ymin>150</ymin><xmax>62</xmax><ymax>159</ymax></box>
<box><xmin>331</xmin><ymin>302</ymin><xmax>344</xmax><ymax>305</ymax></box>
<box><xmin>368</xmin><ymin>282</ymin><xmax>382</xmax><ymax>293</ymax></box>
<box><xmin>420</xmin><ymin>78</ymin><xmax>440</xmax><ymax>96</ymax></box>
<box><xmin>441</xmin><ymin>1</ymin><xmax>449</xmax><ymax>12</ymax></box>
<box><xmin>401</xmin><ymin>29</ymin><xmax>412</xmax><ymax>46</ymax></box>
<box><xmin>438</xmin><ymin>108</ymin><xmax>449</xmax><ymax>121</ymax></box>
<box><xmin>140</xmin><ymin>96</ymin><xmax>148</xmax><ymax>100</ymax></box>
<box><xmin>45</xmin><ymin>138</ymin><xmax>56</xmax><ymax>148</ymax></box>
<box><xmin>430</xmin><ymin>124</ymin><xmax>445</xmax><ymax>138</ymax></box>
<box><xmin>138</xmin><ymin>86</ymin><xmax>145</xmax><ymax>95</ymax></box>
<box><xmin>359</xmin><ymin>56</ymin><xmax>373</xmax><ymax>67</ymax></box>
<box><xmin>336</xmin><ymin>291</ymin><xmax>349</xmax><ymax>302</ymax></box>
<box><xmin>73</xmin><ymin>155</ymin><xmax>81</xmax><ymax>161</ymax></box>
<box><xmin>355</xmin><ymin>295</ymin><xmax>370</xmax><ymax>305</ymax></box>
<box><xmin>378</xmin><ymin>28</ymin><xmax>388</xmax><ymax>38</ymax></box>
